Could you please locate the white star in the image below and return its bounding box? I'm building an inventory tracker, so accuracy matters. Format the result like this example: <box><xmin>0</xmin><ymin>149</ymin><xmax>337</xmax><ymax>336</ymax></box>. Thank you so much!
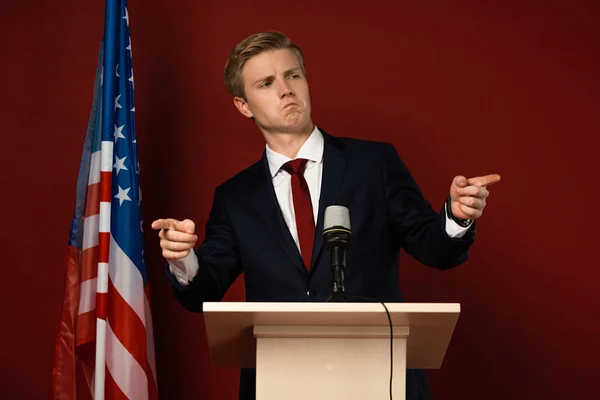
<box><xmin>113</xmin><ymin>155</ymin><xmax>128</xmax><ymax>175</ymax></box>
<box><xmin>114</xmin><ymin>94</ymin><xmax>122</xmax><ymax>111</ymax></box>
<box><xmin>114</xmin><ymin>185</ymin><xmax>132</xmax><ymax>206</ymax></box>
<box><xmin>113</xmin><ymin>124</ymin><xmax>125</xmax><ymax>141</ymax></box>
<box><xmin>123</xmin><ymin>7</ymin><xmax>129</xmax><ymax>26</ymax></box>
<box><xmin>128</xmin><ymin>69</ymin><xmax>134</xmax><ymax>88</ymax></box>
<box><xmin>140</xmin><ymin>220</ymin><xmax>144</xmax><ymax>233</ymax></box>
<box><xmin>130</xmin><ymin>107</ymin><xmax>135</xmax><ymax>112</ymax></box>
<box><xmin>126</xmin><ymin>37</ymin><xmax>132</xmax><ymax>54</ymax></box>
<box><xmin>116</xmin><ymin>63</ymin><xmax>120</xmax><ymax>78</ymax></box>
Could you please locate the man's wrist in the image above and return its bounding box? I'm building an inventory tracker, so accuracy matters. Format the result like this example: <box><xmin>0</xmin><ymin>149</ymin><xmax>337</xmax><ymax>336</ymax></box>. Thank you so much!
<box><xmin>446</xmin><ymin>196</ymin><xmax>472</xmax><ymax>228</ymax></box>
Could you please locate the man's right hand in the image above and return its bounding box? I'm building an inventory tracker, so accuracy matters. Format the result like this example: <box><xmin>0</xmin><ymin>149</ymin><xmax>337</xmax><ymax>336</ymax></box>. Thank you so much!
<box><xmin>151</xmin><ymin>218</ymin><xmax>197</xmax><ymax>260</ymax></box>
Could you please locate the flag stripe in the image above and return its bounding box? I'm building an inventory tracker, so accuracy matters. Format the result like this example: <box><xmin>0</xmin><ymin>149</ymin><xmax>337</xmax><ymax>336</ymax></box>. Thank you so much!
<box><xmin>100</xmin><ymin>173</ymin><xmax>113</xmax><ymax>203</ymax></box>
<box><xmin>109</xmin><ymin>235</ymin><xmax>147</xmax><ymax>326</ymax></box>
<box><xmin>84</xmin><ymin>183</ymin><xmax>101</xmax><ymax>218</ymax></box>
<box><xmin>97</xmin><ymin>262</ymin><xmax>109</xmax><ymax>293</ymax></box>
<box><xmin>98</xmin><ymin>232</ymin><xmax>110</xmax><ymax>263</ymax></box>
<box><xmin>107</xmin><ymin>279</ymin><xmax>147</xmax><ymax>370</ymax></box>
<box><xmin>82</xmin><ymin>215</ymin><xmax>99</xmax><ymax>250</ymax></box>
<box><xmin>96</xmin><ymin>292</ymin><xmax>108</xmax><ymax>320</ymax></box>
<box><xmin>105</xmin><ymin>365</ymin><xmax>129</xmax><ymax>400</ymax></box>
<box><xmin>106</xmin><ymin>321</ymin><xmax>149</xmax><ymax>399</ymax></box>
<box><xmin>99</xmin><ymin>202</ymin><xmax>111</xmax><ymax>232</ymax></box>
<box><xmin>81</xmin><ymin>246</ymin><xmax>98</xmax><ymax>281</ymax></box>
<box><xmin>75</xmin><ymin>310</ymin><xmax>96</xmax><ymax>346</ymax></box>
<box><xmin>100</xmin><ymin>141</ymin><xmax>114</xmax><ymax>172</ymax></box>
<box><xmin>88</xmin><ymin>151</ymin><xmax>102</xmax><ymax>185</ymax></box>
<box><xmin>78</xmin><ymin>278</ymin><xmax>97</xmax><ymax>315</ymax></box>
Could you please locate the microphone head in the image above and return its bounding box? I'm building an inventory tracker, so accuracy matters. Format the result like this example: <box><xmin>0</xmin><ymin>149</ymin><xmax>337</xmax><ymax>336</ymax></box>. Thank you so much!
<box><xmin>323</xmin><ymin>205</ymin><xmax>351</xmax><ymax>231</ymax></box>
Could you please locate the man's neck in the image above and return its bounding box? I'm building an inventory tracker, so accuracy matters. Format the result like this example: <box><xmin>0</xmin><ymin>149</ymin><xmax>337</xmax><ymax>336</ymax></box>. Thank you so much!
<box><xmin>263</xmin><ymin>124</ymin><xmax>314</xmax><ymax>159</ymax></box>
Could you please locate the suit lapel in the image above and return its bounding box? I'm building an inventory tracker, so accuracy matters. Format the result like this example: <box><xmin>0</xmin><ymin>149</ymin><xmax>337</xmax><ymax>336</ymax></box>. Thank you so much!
<box><xmin>310</xmin><ymin>131</ymin><xmax>347</xmax><ymax>271</ymax></box>
<box><xmin>254</xmin><ymin>153</ymin><xmax>306</xmax><ymax>275</ymax></box>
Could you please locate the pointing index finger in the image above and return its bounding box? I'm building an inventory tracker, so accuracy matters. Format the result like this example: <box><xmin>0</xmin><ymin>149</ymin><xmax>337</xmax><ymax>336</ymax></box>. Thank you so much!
<box><xmin>151</xmin><ymin>218</ymin><xmax>177</xmax><ymax>231</ymax></box>
<box><xmin>467</xmin><ymin>174</ymin><xmax>501</xmax><ymax>187</ymax></box>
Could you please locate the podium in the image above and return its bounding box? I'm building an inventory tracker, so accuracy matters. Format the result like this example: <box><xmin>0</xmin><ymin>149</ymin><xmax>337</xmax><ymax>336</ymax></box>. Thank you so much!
<box><xmin>203</xmin><ymin>302</ymin><xmax>460</xmax><ymax>400</ymax></box>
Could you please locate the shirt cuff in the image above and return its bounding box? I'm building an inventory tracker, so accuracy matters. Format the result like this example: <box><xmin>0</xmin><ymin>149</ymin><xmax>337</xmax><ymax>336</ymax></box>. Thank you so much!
<box><xmin>444</xmin><ymin>203</ymin><xmax>473</xmax><ymax>238</ymax></box>
<box><xmin>168</xmin><ymin>250</ymin><xmax>200</xmax><ymax>286</ymax></box>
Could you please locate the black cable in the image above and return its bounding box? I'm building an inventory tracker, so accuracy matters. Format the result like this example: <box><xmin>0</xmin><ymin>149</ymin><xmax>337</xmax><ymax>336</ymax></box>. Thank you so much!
<box><xmin>325</xmin><ymin>293</ymin><xmax>394</xmax><ymax>400</ymax></box>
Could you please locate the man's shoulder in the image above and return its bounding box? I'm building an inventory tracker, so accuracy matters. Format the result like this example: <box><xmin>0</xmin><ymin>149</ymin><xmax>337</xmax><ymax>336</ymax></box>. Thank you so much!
<box><xmin>216</xmin><ymin>157</ymin><xmax>265</xmax><ymax>195</ymax></box>
<box><xmin>323</xmin><ymin>131</ymin><xmax>396</xmax><ymax>158</ymax></box>
<box><xmin>335</xmin><ymin>136</ymin><xmax>392</xmax><ymax>150</ymax></box>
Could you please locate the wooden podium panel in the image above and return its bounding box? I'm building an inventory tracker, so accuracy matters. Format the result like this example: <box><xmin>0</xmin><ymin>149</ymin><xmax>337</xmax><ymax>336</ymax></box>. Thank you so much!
<box><xmin>203</xmin><ymin>302</ymin><xmax>459</xmax><ymax>368</ymax></box>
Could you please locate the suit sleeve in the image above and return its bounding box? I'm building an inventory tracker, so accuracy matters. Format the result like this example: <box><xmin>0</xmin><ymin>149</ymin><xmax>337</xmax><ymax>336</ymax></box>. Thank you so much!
<box><xmin>381</xmin><ymin>143</ymin><xmax>475</xmax><ymax>270</ymax></box>
<box><xmin>165</xmin><ymin>184</ymin><xmax>243</xmax><ymax>312</ymax></box>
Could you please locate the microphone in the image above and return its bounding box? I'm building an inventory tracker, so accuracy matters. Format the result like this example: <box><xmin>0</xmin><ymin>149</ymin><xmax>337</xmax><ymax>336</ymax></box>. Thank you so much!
<box><xmin>323</xmin><ymin>206</ymin><xmax>352</xmax><ymax>301</ymax></box>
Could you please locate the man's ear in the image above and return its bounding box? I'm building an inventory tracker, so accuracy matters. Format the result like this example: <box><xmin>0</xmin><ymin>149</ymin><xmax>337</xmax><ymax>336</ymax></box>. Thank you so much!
<box><xmin>233</xmin><ymin>97</ymin><xmax>253</xmax><ymax>119</ymax></box>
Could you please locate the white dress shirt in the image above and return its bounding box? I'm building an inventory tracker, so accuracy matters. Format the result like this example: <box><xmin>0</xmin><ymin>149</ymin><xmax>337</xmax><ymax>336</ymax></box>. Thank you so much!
<box><xmin>169</xmin><ymin>127</ymin><xmax>471</xmax><ymax>285</ymax></box>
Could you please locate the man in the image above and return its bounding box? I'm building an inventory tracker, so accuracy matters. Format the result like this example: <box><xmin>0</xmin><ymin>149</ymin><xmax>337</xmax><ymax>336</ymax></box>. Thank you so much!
<box><xmin>152</xmin><ymin>31</ymin><xmax>500</xmax><ymax>400</ymax></box>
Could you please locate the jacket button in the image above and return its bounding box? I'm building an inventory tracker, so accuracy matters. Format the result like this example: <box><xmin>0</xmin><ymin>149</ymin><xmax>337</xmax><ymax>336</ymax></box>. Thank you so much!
<box><xmin>306</xmin><ymin>289</ymin><xmax>317</xmax><ymax>298</ymax></box>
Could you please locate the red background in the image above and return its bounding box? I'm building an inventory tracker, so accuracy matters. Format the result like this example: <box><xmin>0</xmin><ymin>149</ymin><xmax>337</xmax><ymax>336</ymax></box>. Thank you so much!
<box><xmin>1</xmin><ymin>0</ymin><xmax>599</xmax><ymax>398</ymax></box>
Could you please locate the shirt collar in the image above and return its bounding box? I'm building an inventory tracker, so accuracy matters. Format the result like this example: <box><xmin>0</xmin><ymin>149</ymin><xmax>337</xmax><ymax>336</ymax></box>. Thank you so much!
<box><xmin>265</xmin><ymin>126</ymin><xmax>324</xmax><ymax>178</ymax></box>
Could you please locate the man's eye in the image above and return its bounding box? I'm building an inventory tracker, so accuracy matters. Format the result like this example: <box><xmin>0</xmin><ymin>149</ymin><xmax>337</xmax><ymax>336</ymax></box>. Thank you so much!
<box><xmin>291</xmin><ymin>74</ymin><xmax>300</xmax><ymax>79</ymax></box>
<box><xmin>262</xmin><ymin>81</ymin><xmax>272</xmax><ymax>88</ymax></box>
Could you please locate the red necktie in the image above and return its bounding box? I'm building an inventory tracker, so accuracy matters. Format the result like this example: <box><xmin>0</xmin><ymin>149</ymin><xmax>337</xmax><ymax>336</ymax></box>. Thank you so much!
<box><xmin>282</xmin><ymin>159</ymin><xmax>315</xmax><ymax>270</ymax></box>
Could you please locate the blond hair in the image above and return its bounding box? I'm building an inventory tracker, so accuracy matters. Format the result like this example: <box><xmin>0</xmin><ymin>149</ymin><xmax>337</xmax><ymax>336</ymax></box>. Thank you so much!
<box><xmin>224</xmin><ymin>31</ymin><xmax>306</xmax><ymax>99</ymax></box>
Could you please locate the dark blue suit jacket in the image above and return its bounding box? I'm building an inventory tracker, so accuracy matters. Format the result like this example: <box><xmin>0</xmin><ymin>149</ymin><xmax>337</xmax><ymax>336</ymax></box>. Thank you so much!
<box><xmin>166</xmin><ymin>130</ymin><xmax>475</xmax><ymax>399</ymax></box>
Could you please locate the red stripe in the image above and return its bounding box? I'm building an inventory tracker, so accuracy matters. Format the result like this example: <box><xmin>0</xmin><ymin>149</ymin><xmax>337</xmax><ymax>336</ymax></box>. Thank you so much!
<box><xmin>96</xmin><ymin>292</ymin><xmax>107</xmax><ymax>320</ymax></box>
<box><xmin>84</xmin><ymin>182</ymin><xmax>100</xmax><ymax>218</ymax></box>
<box><xmin>104</xmin><ymin>366</ymin><xmax>128</xmax><ymax>400</ymax></box>
<box><xmin>75</xmin><ymin>310</ymin><xmax>96</xmax><ymax>346</ymax></box>
<box><xmin>100</xmin><ymin>172</ymin><xmax>112</xmax><ymax>202</ymax></box>
<box><xmin>81</xmin><ymin>246</ymin><xmax>98</xmax><ymax>281</ymax></box>
<box><xmin>98</xmin><ymin>232</ymin><xmax>110</xmax><ymax>263</ymax></box>
<box><xmin>107</xmin><ymin>279</ymin><xmax>148</xmax><ymax>372</ymax></box>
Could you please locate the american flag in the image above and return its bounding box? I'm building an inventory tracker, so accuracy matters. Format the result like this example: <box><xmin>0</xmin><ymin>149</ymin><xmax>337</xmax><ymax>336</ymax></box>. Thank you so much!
<box><xmin>52</xmin><ymin>1</ymin><xmax>158</xmax><ymax>398</ymax></box>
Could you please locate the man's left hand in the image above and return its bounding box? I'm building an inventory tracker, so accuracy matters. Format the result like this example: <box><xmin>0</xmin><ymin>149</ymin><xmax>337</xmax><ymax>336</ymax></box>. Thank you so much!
<box><xmin>449</xmin><ymin>174</ymin><xmax>501</xmax><ymax>220</ymax></box>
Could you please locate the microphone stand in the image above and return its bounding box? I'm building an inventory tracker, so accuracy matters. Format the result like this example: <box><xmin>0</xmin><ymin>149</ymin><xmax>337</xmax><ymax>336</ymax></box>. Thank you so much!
<box><xmin>330</xmin><ymin>246</ymin><xmax>348</xmax><ymax>302</ymax></box>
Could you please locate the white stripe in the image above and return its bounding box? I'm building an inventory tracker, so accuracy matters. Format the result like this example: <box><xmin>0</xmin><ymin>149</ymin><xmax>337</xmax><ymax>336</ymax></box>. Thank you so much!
<box><xmin>101</xmin><ymin>141</ymin><xmax>114</xmax><ymax>173</ymax></box>
<box><xmin>99</xmin><ymin>202</ymin><xmax>111</xmax><ymax>233</ymax></box>
<box><xmin>83</xmin><ymin>215</ymin><xmax>99</xmax><ymax>250</ymax></box>
<box><xmin>106</xmin><ymin>320</ymin><xmax>149</xmax><ymax>399</ymax></box>
<box><xmin>145</xmin><ymin>296</ymin><xmax>157</xmax><ymax>382</ymax></box>
<box><xmin>88</xmin><ymin>150</ymin><xmax>101</xmax><ymax>185</ymax></box>
<box><xmin>78</xmin><ymin>278</ymin><xmax>97</xmax><ymax>315</ymax></box>
<box><xmin>94</xmin><ymin>318</ymin><xmax>107</xmax><ymax>400</ymax></box>
<box><xmin>97</xmin><ymin>263</ymin><xmax>109</xmax><ymax>293</ymax></box>
<box><xmin>109</xmin><ymin>235</ymin><xmax>147</xmax><ymax>327</ymax></box>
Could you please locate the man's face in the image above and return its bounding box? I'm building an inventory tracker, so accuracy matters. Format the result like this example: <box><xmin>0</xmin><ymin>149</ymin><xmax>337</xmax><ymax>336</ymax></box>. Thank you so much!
<box><xmin>235</xmin><ymin>48</ymin><xmax>312</xmax><ymax>134</ymax></box>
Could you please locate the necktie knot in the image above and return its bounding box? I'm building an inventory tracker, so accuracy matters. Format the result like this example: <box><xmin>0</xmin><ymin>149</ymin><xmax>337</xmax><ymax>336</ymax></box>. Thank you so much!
<box><xmin>282</xmin><ymin>159</ymin><xmax>308</xmax><ymax>176</ymax></box>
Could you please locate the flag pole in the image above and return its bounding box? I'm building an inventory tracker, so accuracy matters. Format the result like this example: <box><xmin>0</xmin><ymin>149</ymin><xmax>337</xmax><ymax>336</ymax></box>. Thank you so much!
<box><xmin>94</xmin><ymin>0</ymin><xmax>119</xmax><ymax>397</ymax></box>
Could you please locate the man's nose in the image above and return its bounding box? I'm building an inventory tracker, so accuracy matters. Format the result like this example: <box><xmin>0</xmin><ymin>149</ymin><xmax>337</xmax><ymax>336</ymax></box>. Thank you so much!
<box><xmin>277</xmin><ymin>79</ymin><xmax>294</xmax><ymax>98</ymax></box>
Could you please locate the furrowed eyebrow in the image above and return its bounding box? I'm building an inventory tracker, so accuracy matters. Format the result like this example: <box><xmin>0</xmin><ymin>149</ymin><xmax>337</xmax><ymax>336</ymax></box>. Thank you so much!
<box><xmin>253</xmin><ymin>68</ymin><xmax>301</xmax><ymax>87</ymax></box>
<box><xmin>284</xmin><ymin>68</ymin><xmax>301</xmax><ymax>77</ymax></box>
<box><xmin>253</xmin><ymin>75</ymin><xmax>274</xmax><ymax>87</ymax></box>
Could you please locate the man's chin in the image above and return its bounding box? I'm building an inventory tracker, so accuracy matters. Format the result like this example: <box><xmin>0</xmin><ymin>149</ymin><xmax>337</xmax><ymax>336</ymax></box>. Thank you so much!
<box><xmin>256</xmin><ymin>114</ymin><xmax>312</xmax><ymax>135</ymax></box>
<box><xmin>283</xmin><ymin>113</ymin><xmax>312</xmax><ymax>131</ymax></box>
